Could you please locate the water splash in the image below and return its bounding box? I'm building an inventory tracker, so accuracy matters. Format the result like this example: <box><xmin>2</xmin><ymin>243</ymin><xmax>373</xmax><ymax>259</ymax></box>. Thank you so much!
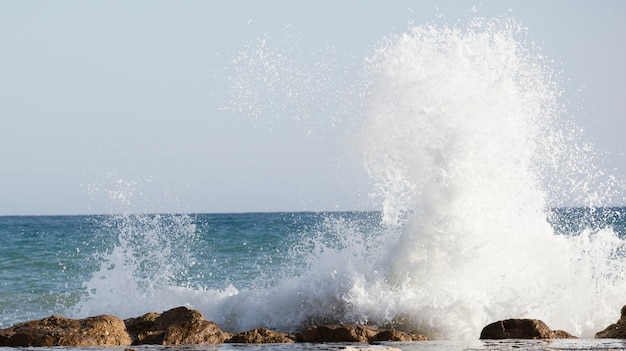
<box><xmin>72</xmin><ymin>177</ymin><xmax>204</xmax><ymax>319</ymax></box>
<box><xmin>71</xmin><ymin>212</ymin><xmax>200</xmax><ymax>318</ymax></box>
<box><xmin>72</xmin><ymin>16</ymin><xmax>626</xmax><ymax>341</ymax></box>
<box><xmin>358</xmin><ymin>17</ymin><xmax>626</xmax><ymax>338</ymax></box>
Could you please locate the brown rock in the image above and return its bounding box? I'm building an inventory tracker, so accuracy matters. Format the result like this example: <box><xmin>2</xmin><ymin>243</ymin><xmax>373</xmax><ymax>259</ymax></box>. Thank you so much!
<box><xmin>480</xmin><ymin>319</ymin><xmax>576</xmax><ymax>339</ymax></box>
<box><xmin>163</xmin><ymin>319</ymin><xmax>226</xmax><ymax>345</ymax></box>
<box><xmin>371</xmin><ymin>329</ymin><xmax>429</xmax><ymax>341</ymax></box>
<box><xmin>295</xmin><ymin>324</ymin><xmax>428</xmax><ymax>343</ymax></box>
<box><xmin>0</xmin><ymin>314</ymin><xmax>131</xmax><ymax>347</ymax></box>
<box><xmin>596</xmin><ymin>305</ymin><xmax>626</xmax><ymax>338</ymax></box>
<box><xmin>226</xmin><ymin>327</ymin><xmax>295</xmax><ymax>343</ymax></box>
<box><xmin>124</xmin><ymin>306</ymin><xmax>230</xmax><ymax>345</ymax></box>
<box><xmin>551</xmin><ymin>329</ymin><xmax>577</xmax><ymax>339</ymax></box>
<box><xmin>124</xmin><ymin>312</ymin><xmax>160</xmax><ymax>337</ymax></box>
<box><xmin>296</xmin><ymin>325</ymin><xmax>377</xmax><ymax>343</ymax></box>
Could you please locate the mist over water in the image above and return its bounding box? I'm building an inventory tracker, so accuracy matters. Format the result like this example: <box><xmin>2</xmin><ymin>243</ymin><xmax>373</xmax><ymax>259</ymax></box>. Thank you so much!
<box><xmin>71</xmin><ymin>17</ymin><xmax>626</xmax><ymax>340</ymax></box>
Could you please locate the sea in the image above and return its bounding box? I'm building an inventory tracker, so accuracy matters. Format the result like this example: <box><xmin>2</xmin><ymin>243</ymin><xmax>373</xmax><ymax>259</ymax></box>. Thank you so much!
<box><xmin>1</xmin><ymin>210</ymin><xmax>626</xmax><ymax>351</ymax></box>
<box><xmin>3</xmin><ymin>16</ymin><xmax>626</xmax><ymax>351</ymax></box>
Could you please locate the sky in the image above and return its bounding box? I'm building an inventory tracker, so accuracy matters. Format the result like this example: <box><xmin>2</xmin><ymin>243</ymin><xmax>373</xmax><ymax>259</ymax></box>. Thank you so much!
<box><xmin>1</xmin><ymin>1</ymin><xmax>625</xmax><ymax>215</ymax></box>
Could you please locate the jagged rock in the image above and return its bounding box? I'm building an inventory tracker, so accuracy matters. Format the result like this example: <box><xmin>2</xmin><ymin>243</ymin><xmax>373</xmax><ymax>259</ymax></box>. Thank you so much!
<box><xmin>0</xmin><ymin>314</ymin><xmax>131</xmax><ymax>347</ymax></box>
<box><xmin>480</xmin><ymin>319</ymin><xmax>576</xmax><ymax>339</ymax></box>
<box><xmin>596</xmin><ymin>305</ymin><xmax>626</xmax><ymax>338</ymax></box>
<box><xmin>124</xmin><ymin>306</ymin><xmax>231</xmax><ymax>345</ymax></box>
<box><xmin>226</xmin><ymin>327</ymin><xmax>295</xmax><ymax>343</ymax></box>
<box><xmin>295</xmin><ymin>324</ymin><xmax>428</xmax><ymax>343</ymax></box>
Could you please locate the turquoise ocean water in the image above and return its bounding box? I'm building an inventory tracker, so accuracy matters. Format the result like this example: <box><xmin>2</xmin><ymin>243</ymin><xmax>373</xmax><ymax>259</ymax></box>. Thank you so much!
<box><xmin>1</xmin><ymin>210</ymin><xmax>626</xmax><ymax>351</ymax></box>
<box><xmin>0</xmin><ymin>212</ymin><xmax>377</xmax><ymax>328</ymax></box>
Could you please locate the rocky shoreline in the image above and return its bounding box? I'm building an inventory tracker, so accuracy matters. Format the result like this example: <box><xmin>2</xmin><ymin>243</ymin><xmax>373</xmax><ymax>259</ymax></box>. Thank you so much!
<box><xmin>1</xmin><ymin>305</ymin><xmax>625</xmax><ymax>347</ymax></box>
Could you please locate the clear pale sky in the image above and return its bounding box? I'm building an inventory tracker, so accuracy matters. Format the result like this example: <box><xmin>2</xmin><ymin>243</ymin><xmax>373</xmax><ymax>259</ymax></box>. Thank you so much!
<box><xmin>1</xmin><ymin>1</ymin><xmax>625</xmax><ymax>215</ymax></box>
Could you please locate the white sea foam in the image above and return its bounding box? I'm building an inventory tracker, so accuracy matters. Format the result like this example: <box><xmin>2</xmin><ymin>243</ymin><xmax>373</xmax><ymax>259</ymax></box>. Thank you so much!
<box><xmin>74</xmin><ymin>17</ymin><xmax>626</xmax><ymax>340</ymax></box>
<box><xmin>355</xmin><ymin>17</ymin><xmax>626</xmax><ymax>339</ymax></box>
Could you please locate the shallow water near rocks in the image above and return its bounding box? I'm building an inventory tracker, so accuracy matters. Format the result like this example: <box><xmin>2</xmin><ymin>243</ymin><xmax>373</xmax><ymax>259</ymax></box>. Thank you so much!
<box><xmin>3</xmin><ymin>340</ymin><xmax>626</xmax><ymax>351</ymax></box>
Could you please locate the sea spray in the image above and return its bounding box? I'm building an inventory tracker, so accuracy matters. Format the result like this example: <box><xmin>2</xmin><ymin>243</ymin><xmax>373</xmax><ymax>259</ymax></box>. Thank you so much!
<box><xmin>71</xmin><ymin>212</ymin><xmax>202</xmax><ymax>319</ymax></box>
<box><xmin>70</xmin><ymin>177</ymin><xmax>202</xmax><ymax>318</ymax></box>
<box><xmin>207</xmin><ymin>212</ymin><xmax>393</xmax><ymax>332</ymax></box>
<box><xmin>359</xmin><ymin>17</ymin><xmax>626</xmax><ymax>338</ymax></box>
<box><xmin>220</xmin><ymin>30</ymin><xmax>361</xmax><ymax>131</ymax></box>
<box><xmin>68</xmin><ymin>16</ymin><xmax>626</xmax><ymax>341</ymax></box>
